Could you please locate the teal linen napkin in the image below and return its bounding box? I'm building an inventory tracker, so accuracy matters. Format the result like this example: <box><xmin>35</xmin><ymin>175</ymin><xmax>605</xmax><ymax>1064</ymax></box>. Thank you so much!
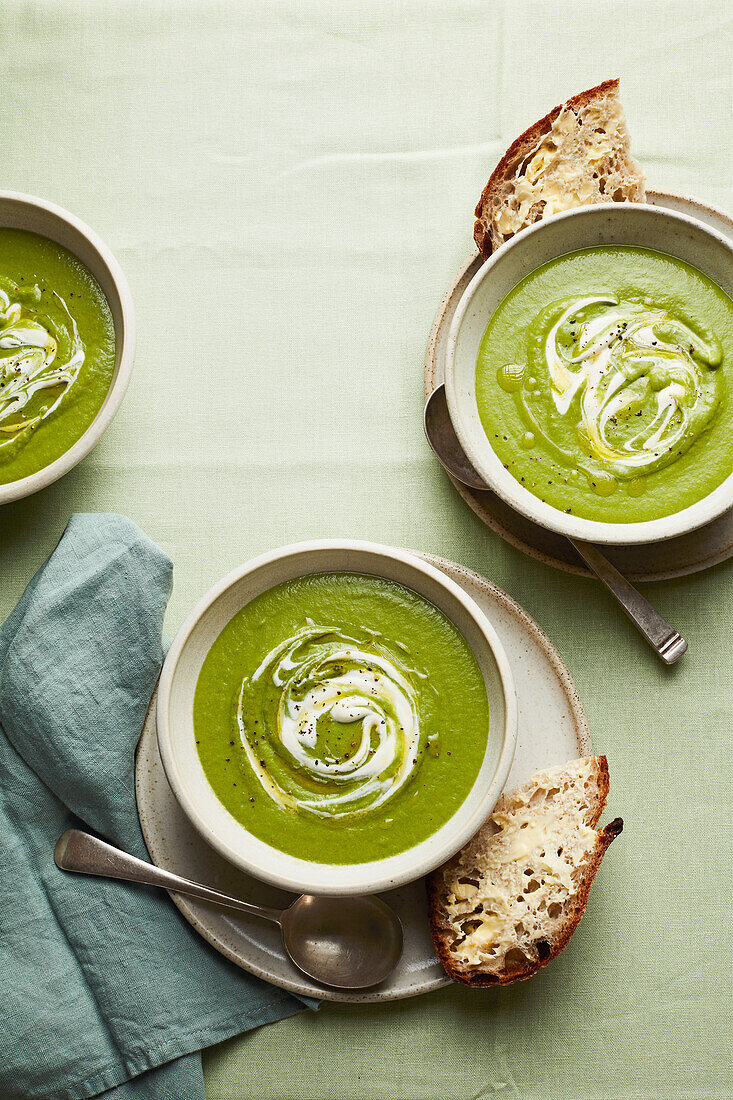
<box><xmin>0</xmin><ymin>514</ymin><xmax>305</xmax><ymax>1100</ymax></box>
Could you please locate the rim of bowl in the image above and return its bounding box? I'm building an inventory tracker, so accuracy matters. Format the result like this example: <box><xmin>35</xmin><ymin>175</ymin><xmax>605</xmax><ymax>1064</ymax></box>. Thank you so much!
<box><xmin>445</xmin><ymin>202</ymin><xmax>733</xmax><ymax>546</ymax></box>
<box><xmin>157</xmin><ymin>539</ymin><xmax>518</xmax><ymax>895</ymax></box>
<box><xmin>0</xmin><ymin>190</ymin><xmax>135</xmax><ymax>505</ymax></box>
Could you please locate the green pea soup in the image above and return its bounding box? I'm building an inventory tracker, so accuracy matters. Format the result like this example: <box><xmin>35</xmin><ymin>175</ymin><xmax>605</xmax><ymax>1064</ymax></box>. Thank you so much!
<box><xmin>0</xmin><ymin>228</ymin><xmax>116</xmax><ymax>484</ymax></box>
<box><xmin>475</xmin><ymin>246</ymin><xmax>733</xmax><ymax>523</ymax></box>
<box><xmin>193</xmin><ymin>572</ymin><xmax>490</xmax><ymax>864</ymax></box>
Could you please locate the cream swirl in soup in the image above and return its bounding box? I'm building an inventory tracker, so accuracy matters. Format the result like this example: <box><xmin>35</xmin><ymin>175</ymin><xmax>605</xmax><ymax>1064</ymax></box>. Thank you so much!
<box><xmin>0</xmin><ymin>279</ymin><xmax>85</xmax><ymax>441</ymax></box>
<box><xmin>539</xmin><ymin>295</ymin><xmax>722</xmax><ymax>477</ymax></box>
<box><xmin>235</xmin><ymin>623</ymin><xmax>429</xmax><ymax>820</ymax></box>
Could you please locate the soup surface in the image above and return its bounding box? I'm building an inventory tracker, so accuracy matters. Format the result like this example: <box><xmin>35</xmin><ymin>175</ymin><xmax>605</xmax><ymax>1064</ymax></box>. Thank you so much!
<box><xmin>194</xmin><ymin>571</ymin><xmax>490</xmax><ymax>864</ymax></box>
<box><xmin>475</xmin><ymin>247</ymin><xmax>733</xmax><ymax>522</ymax></box>
<box><xmin>0</xmin><ymin>228</ymin><xmax>115</xmax><ymax>484</ymax></box>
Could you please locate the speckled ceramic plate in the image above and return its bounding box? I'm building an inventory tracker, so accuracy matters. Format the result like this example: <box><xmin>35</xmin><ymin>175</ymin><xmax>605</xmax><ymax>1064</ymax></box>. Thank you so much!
<box><xmin>135</xmin><ymin>553</ymin><xmax>592</xmax><ymax>1003</ymax></box>
<box><xmin>425</xmin><ymin>190</ymin><xmax>733</xmax><ymax>580</ymax></box>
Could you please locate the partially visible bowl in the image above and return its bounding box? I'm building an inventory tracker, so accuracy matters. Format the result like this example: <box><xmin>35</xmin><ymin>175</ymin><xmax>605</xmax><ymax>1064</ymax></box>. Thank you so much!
<box><xmin>0</xmin><ymin>191</ymin><xmax>135</xmax><ymax>505</ymax></box>
<box><xmin>157</xmin><ymin>540</ymin><xmax>517</xmax><ymax>896</ymax></box>
<box><xmin>445</xmin><ymin>203</ymin><xmax>733</xmax><ymax>545</ymax></box>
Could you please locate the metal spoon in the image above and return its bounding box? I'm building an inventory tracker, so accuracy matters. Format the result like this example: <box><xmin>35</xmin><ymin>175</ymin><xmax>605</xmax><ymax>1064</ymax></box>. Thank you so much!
<box><xmin>424</xmin><ymin>384</ymin><xmax>687</xmax><ymax>665</ymax></box>
<box><xmin>54</xmin><ymin>828</ymin><xmax>403</xmax><ymax>990</ymax></box>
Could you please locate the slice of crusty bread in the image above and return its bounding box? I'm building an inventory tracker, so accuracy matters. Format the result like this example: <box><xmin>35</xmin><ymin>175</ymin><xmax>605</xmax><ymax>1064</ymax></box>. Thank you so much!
<box><xmin>474</xmin><ymin>78</ymin><xmax>645</xmax><ymax>258</ymax></box>
<box><xmin>427</xmin><ymin>756</ymin><xmax>622</xmax><ymax>986</ymax></box>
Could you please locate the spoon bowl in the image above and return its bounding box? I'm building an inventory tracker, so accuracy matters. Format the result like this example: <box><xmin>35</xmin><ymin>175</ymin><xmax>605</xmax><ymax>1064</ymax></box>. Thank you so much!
<box><xmin>424</xmin><ymin>382</ymin><xmax>487</xmax><ymax>490</ymax></box>
<box><xmin>281</xmin><ymin>893</ymin><xmax>403</xmax><ymax>989</ymax></box>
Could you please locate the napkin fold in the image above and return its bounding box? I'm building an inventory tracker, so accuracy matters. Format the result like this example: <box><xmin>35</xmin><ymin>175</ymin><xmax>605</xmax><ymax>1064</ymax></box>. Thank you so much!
<box><xmin>0</xmin><ymin>514</ymin><xmax>305</xmax><ymax>1100</ymax></box>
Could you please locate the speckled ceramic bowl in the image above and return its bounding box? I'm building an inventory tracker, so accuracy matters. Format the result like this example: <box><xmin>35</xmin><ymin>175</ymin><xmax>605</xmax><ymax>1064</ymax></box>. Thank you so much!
<box><xmin>0</xmin><ymin>191</ymin><xmax>134</xmax><ymax>505</ymax></box>
<box><xmin>445</xmin><ymin>203</ymin><xmax>733</xmax><ymax>545</ymax></box>
<box><xmin>157</xmin><ymin>540</ymin><xmax>517</xmax><ymax>896</ymax></box>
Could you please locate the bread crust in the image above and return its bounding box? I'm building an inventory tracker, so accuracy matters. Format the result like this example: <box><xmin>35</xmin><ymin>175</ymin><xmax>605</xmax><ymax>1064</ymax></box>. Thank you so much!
<box><xmin>427</xmin><ymin>756</ymin><xmax>622</xmax><ymax>987</ymax></box>
<box><xmin>474</xmin><ymin>78</ymin><xmax>621</xmax><ymax>259</ymax></box>
<box><xmin>584</xmin><ymin>753</ymin><xmax>610</xmax><ymax>828</ymax></box>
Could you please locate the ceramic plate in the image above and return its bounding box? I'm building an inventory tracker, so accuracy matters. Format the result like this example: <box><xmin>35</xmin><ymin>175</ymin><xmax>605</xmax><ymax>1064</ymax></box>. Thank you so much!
<box><xmin>425</xmin><ymin>190</ymin><xmax>733</xmax><ymax>579</ymax></box>
<box><xmin>136</xmin><ymin>554</ymin><xmax>592</xmax><ymax>1003</ymax></box>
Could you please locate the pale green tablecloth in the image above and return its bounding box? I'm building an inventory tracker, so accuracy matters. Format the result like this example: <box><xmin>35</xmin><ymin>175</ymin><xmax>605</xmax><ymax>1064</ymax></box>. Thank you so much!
<box><xmin>1</xmin><ymin>2</ymin><xmax>731</xmax><ymax>1098</ymax></box>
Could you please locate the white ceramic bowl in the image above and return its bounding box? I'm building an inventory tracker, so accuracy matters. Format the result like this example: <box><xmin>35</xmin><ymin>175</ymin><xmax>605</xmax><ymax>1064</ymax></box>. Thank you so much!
<box><xmin>445</xmin><ymin>203</ymin><xmax>733</xmax><ymax>545</ymax></box>
<box><xmin>157</xmin><ymin>540</ymin><xmax>517</xmax><ymax>895</ymax></box>
<box><xmin>0</xmin><ymin>191</ymin><xmax>135</xmax><ymax>505</ymax></box>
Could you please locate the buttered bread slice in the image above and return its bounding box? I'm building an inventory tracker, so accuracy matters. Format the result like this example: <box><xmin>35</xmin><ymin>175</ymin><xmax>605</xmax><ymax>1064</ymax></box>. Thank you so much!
<box><xmin>427</xmin><ymin>756</ymin><xmax>622</xmax><ymax>986</ymax></box>
<box><xmin>474</xmin><ymin>78</ymin><xmax>645</xmax><ymax>258</ymax></box>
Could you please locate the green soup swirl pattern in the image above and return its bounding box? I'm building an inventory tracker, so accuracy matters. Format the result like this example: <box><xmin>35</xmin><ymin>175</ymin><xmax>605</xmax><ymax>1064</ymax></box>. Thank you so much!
<box><xmin>0</xmin><ymin>278</ymin><xmax>85</xmax><ymax>443</ymax></box>
<box><xmin>523</xmin><ymin>294</ymin><xmax>722</xmax><ymax>480</ymax></box>
<box><xmin>236</xmin><ymin>623</ymin><xmax>427</xmax><ymax>820</ymax></box>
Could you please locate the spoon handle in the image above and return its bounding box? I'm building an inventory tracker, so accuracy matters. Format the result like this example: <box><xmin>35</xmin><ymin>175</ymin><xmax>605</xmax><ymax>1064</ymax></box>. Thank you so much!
<box><xmin>569</xmin><ymin>539</ymin><xmax>688</xmax><ymax>664</ymax></box>
<box><xmin>54</xmin><ymin>829</ymin><xmax>283</xmax><ymax>924</ymax></box>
